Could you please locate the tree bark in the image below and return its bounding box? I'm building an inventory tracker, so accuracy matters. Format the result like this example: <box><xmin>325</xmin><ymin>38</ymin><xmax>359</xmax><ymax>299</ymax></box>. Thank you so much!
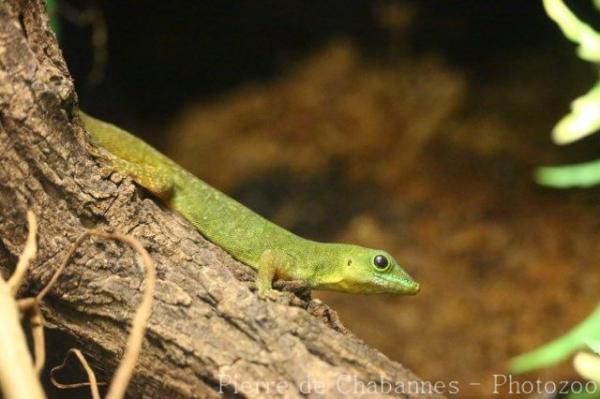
<box><xmin>0</xmin><ymin>1</ymin><xmax>443</xmax><ymax>398</ymax></box>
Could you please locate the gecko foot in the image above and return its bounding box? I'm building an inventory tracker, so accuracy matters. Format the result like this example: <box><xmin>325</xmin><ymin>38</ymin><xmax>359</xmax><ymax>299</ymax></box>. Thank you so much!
<box><xmin>272</xmin><ymin>279</ymin><xmax>311</xmax><ymax>301</ymax></box>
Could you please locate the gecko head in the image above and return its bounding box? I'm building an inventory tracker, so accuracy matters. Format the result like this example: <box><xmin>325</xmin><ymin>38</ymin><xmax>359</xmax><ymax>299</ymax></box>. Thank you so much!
<box><xmin>318</xmin><ymin>245</ymin><xmax>420</xmax><ymax>295</ymax></box>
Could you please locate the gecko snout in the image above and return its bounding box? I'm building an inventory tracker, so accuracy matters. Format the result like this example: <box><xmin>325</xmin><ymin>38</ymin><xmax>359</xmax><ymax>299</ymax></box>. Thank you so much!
<box><xmin>406</xmin><ymin>281</ymin><xmax>420</xmax><ymax>295</ymax></box>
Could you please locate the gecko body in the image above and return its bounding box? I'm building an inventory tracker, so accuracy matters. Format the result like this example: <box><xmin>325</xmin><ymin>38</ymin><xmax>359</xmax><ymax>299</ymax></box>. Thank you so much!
<box><xmin>81</xmin><ymin>112</ymin><xmax>420</xmax><ymax>296</ymax></box>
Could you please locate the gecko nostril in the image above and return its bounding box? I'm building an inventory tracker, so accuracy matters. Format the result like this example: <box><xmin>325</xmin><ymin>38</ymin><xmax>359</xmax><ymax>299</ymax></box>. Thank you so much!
<box><xmin>410</xmin><ymin>282</ymin><xmax>421</xmax><ymax>294</ymax></box>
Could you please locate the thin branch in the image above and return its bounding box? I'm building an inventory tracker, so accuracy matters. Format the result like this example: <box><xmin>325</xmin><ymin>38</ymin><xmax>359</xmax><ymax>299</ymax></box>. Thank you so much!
<box><xmin>0</xmin><ymin>277</ymin><xmax>45</xmax><ymax>399</ymax></box>
<box><xmin>50</xmin><ymin>348</ymin><xmax>101</xmax><ymax>399</ymax></box>
<box><xmin>30</xmin><ymin>306</ymin><xmax>45</xmax><ymax>374</ymax></box>
<box><xmin>97</xmin><ymin>231</ymin><xmax>155</xmax><ymax>399</ymax></box>
<box><xmin>39</xmin><ymin>229</ymin><xmax>156</xmax><ymax>399</ymax></box>
<box><xmin>35</xmin><ymin>231</ymin><xmax>89</xmax><ymax>302</ymax></box>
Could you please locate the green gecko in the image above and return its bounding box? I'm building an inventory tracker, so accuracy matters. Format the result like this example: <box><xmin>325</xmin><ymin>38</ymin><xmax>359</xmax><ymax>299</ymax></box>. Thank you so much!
<box><xmin>81</xmin><ymin>112</ymin><xmax>420</xmax><ymax>297</ymax></box>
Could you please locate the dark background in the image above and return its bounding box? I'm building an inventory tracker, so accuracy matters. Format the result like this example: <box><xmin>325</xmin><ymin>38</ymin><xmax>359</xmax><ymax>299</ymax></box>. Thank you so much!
<box><xmin>63</xmin><ymin>1</ymin><xmax>576</xmax><ymax>117</ymax></box>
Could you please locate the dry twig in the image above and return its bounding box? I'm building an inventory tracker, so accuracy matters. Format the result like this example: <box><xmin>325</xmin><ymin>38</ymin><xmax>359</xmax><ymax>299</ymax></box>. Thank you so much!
<box><xmin>1</xmin><ymin>212</ymin><xmax>155</xmax><ymax>399</ymax></box>
<box><xmin>30</xmin><ymin>305</ymin><xmax>46</xmax><ymax>374</ymax></box>
<box><xmin>39</xmin><ymin>229</ymin><xmax>156</xmax><ymax>399</ymax></box>
<box><xmin>50</xmin><ymin>348</ymin><xmax>102</xmax><ymax>399</ymax></box>
<box><xmin>0</xmin><ymin>212</ymin><xmax>45</xmax><ymax>399</ymax></box>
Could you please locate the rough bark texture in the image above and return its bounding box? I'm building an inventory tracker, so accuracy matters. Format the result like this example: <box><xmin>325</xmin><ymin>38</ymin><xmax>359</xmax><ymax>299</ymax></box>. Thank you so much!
<box><xmin>0</xmin><ymin>1</ymin><xmax>442</xmax><ymax>398</ymax></box>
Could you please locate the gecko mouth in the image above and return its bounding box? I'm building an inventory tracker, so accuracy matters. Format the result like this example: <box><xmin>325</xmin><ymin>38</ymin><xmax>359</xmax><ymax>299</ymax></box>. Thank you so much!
<box><xmin>373</xmin><ymin>274</ymin><xmax>420</xmax><ymax>295</ymax></box>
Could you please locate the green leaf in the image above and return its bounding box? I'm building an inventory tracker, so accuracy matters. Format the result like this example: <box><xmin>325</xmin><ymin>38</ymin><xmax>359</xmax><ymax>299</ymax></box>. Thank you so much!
<box><xmin>510</xmin><ymin>306</ymin><xmax>600</xmax><ymax>374</ymax></box>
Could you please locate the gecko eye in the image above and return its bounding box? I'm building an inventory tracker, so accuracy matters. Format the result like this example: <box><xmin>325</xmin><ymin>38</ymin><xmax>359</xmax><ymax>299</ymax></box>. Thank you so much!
<box><xmin>373</xmin><ymin>255</ymin><xmax>389</xmax><ymax>270</ymax></box>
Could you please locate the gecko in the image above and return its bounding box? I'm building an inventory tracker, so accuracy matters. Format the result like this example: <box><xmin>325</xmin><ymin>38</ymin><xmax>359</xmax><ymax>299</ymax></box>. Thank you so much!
<box><xmin>81</xmin><ymin>112</ymin><xmax>420</xmax><ymax>297</ymax></box>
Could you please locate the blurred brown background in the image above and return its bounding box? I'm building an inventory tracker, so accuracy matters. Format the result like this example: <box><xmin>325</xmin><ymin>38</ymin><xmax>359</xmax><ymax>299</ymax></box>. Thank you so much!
<box><xmin>62</xmin><ymin>1</ymin><xmax>600</xmax><ymax>397</ymax></box>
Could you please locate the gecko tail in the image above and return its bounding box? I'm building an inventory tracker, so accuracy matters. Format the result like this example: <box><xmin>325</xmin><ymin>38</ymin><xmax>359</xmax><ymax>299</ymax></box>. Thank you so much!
<box><xmin>80</xmin><ymin>110</ymin><xmax>176</xmax><ymax>169</ymax></box>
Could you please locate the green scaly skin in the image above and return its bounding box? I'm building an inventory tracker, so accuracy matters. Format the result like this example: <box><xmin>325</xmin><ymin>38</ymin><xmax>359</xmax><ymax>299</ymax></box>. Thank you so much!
<box><xmin>81</xmin><ymin>112</ymin><xmax>420</xmax><ymax>297</ymax></box>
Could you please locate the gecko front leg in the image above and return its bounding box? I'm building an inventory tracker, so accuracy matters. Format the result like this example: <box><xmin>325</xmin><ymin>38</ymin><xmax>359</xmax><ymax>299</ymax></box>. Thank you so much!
<box><xmin>256</xmin><ymin>249</ymin><xmax>295</xmax><ymax>298</ymax></box>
